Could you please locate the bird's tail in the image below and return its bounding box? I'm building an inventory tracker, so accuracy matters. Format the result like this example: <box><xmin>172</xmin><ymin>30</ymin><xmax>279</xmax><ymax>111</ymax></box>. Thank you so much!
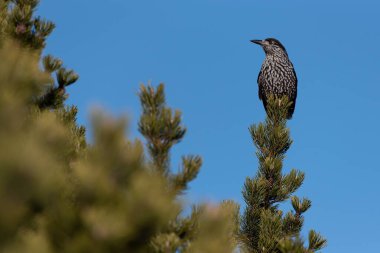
<box><xmin>287</xmin><ymin>100</ymin><xmax>296</xmax><ymax>119</ymax></box>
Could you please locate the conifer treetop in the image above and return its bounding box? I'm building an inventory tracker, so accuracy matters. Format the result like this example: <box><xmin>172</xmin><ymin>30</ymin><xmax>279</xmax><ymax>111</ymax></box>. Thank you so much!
<box><xmin>240</xmin><ymin>96</ymin><xmax>326</xmax><ymax>253</ymax></box>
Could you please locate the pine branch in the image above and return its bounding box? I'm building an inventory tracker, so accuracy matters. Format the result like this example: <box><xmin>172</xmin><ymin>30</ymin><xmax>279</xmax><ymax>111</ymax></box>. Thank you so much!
<box><xmin>138</xmin><ymin>83</ymin><xmax>206</xmax><ymax>252</ymax></box>
<box><xmin>138</xmin><ymin>83</ymin><xmax>194</xmax><ymax>184</ymax></box>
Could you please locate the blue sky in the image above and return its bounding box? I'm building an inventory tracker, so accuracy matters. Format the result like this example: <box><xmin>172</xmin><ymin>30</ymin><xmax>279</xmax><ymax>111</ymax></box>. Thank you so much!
<box><xmin>39</xmin><ymin>1</ymin><xmax>380</xmax><ymax>252</ymax></box>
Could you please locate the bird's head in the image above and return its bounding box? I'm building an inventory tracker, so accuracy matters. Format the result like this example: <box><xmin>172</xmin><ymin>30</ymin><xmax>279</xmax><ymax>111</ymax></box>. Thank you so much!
<box><xmin>251</xmin><ymin>38</ymin><xmax>288</xmax><ymax>56</ymax></box>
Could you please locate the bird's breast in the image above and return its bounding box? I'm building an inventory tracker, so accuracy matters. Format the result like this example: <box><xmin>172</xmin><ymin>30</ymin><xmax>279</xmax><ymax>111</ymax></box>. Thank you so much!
<box><xmin>259</xmin><ymin>57</ymin><xmax>297</xmax><ymax>97</ymax></box>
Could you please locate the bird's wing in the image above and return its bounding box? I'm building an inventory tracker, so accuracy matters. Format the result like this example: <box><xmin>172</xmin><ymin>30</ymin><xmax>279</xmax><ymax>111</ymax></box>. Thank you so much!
<box><xmin>257</xmin><ymin>69</ymin><xmax>268</xmax><ymax>112</ymax></box>
<box><xmin>257</xmin><ymin>69</ymin><xmax>264</xmax><ymax>101</ymax></box>
<box><xmin>287</xmin><ymin>64</ymin><xmax>298</xmax><ymax>119</ymax></box>
<box><xmin>292</xmin><ymin>64</ymin><xmax>298</xmax><ymax>99</ymax></box>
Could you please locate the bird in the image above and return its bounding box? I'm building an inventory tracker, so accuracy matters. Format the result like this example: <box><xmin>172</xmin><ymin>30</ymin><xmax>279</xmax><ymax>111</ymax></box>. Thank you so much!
<box><xmin>251</xmin><ymin>38</ymin><xmax>297</xmax><ymax>119</ymax></box>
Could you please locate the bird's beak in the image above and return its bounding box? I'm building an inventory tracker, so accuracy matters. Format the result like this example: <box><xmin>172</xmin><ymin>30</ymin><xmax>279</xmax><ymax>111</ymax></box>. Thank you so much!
<box><xmin>251</xmin><ymin>39</ymin><xmax>263</xmax><ymax>45</ymax></box>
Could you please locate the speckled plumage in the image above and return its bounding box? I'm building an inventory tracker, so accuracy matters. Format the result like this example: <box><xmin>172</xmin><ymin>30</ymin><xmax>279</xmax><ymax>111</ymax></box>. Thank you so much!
<box><xmin>252</xmin><ymin>38</ymin><xmax>297</xmax><ymax>119</ymax></box>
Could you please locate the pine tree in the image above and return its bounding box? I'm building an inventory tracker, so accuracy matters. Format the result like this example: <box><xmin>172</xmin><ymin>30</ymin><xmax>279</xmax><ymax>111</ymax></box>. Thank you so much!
<box><xmin>1</xmin><ymin>0</ymin><xmax>79</xmax><ymax>108</ymax></box>
<box><xmin>239</xmin><ymin>97</ymin><xmax>327</xmax><ymax>253</ymax></box>
<box><xmin>0</xmin><ymin>42</ymin><xmax>239</xmax><ymax>253</ymax></box>
<box><xmin>0</xmin><ymin>44</ymin><xmax>178</xmax><ymax>251</ymax></box>
<box><xmin>0</xmin><ymin>0</ymin><xmax>85</xmax><ymax>157</ymax></box>
<box><xmin>138</xmin><ymin>84</ymin><xmax>239</xmax><ymax>253</ymax></box>
<box><xmin>0</xmin><ymin>2</ymin><xmax>238</xmax><ymax>252</ymax></box>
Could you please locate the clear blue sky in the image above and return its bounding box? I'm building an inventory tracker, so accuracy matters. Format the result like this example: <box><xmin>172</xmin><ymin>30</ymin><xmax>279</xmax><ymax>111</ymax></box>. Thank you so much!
<box><xmin>39</xmin><ymin>1</ymin><xmax>380</xmax><ymax>252</ymax></box>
